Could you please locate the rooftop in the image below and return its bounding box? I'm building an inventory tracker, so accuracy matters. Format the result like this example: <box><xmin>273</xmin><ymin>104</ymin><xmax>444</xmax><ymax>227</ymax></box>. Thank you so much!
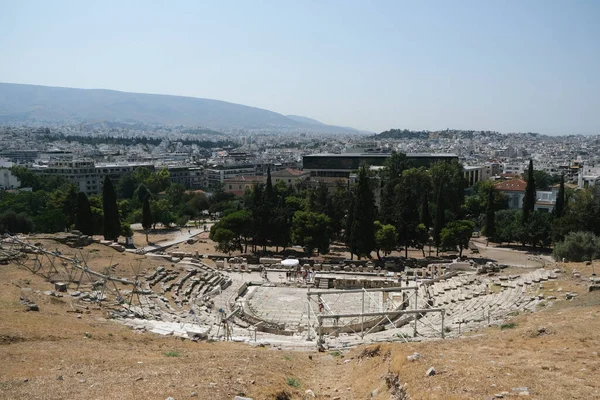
<box><xmin>271</xmin><ymin>168</ymin><xmax>308</xmax><ymax>177</ymax></box>
<box><xmin>494</xmin><ymin>178</ymin><xmax>527</xmax><ymax>192</ymax></box>
<box><xmin>304</xmin><ymin>153</ymin><xmax>458</xmax><ymax>158</ymax></box>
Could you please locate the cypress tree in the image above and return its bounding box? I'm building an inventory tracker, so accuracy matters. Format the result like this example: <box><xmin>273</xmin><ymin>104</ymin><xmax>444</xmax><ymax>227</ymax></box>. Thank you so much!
<box><xmin>421</xmin><ymin>191</ymin><xmax>432</xmax><ymax>229</ymax></box>
<box><xmin>63</xmin><ymin>185</ymin><xmax>79</xmax><ymax>229</ymax></box>
<box><xmin>75</xmin><ymin>192</ymin><xmax>93</xmax><ymax>235</ymax></box>
<box><xmin>485</xmin><ymin>187</ymin><xmax>496</xmax><ymax>242</ymax></box>
<box><xmin>265</xmin><ymin>167</ymin><xmax>274</xmax><ymax>204</ymax></box>
<box><xmin>350</xmin><ymin>165</ymin><xmax>375</xmax><ymax>259</ymax></box>
<box><xmin>433</xmin><ymin>187</ymin><xmax>445</xmax><ymax>256</ymax></box>
<box><xmin>251</xmin><ymin>183</ymin><xmax>267</xmax><ymax>251</ymax></box>
<box><xmin>523</xmin><ymin>159</ymin><xmax>536</xmax><ymax>222</ymax></box>
<box><xmin>345</xmin><ymin>195</ymin><xmax>356</xmax><ymax>259</ymax></box>
<box><xmin>142</xmin><ymin>195</ymin><xmax>152</xmax><ymax>242</ymax></box>
<box><xmin>554</xmin><ymin>174</ymin><xmax>565</xmax><ymax>218</ymax></box>
<box><xmin>102</xmin><ymin>176</ymin><xmax>121</xmax><ymax>241</ymax></box>
<box><xmin>264</xmin><ymin>167</ymin><xmax>275</xmax><ymax>246</ymax></box>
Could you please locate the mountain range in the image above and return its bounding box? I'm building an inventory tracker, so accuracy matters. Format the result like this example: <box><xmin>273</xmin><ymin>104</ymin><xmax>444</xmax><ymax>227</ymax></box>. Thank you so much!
<box><xmin>0</xmin><ymin>83</ymin><xmax>367</xmax><ymax>134</ymax></box>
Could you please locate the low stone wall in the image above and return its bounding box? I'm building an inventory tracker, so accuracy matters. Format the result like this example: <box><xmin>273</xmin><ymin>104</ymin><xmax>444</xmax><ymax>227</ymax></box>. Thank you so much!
<box><xmin>332</xmin><ymin>278</ymin><xmax>402</xmax><ymax>290</ymax></box>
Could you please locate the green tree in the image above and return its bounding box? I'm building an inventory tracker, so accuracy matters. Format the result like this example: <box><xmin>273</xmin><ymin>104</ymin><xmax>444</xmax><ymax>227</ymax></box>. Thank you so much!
<box><xmin>213</xmin><ymin>210</ymin><xmax>253</xmax><ymax>253</ymax></box>
<box><xmin>102</xmin><ymin>176</ymin><xmax>121</xmax><ymax>241</ymax></box>
<box><xmin>553</xmin><ymin>231</ymin><xmax>600</xmax><ymax>262</ymax></box>
<box><xmin>414</xmin><ymin>223</ymin><xmax>430</xmax><ymax>257</ymax></box>
<box><xmin>249</xmin><ymin>184</ymin><xmax>268</xmax><ymax>252</ymax></box>
<box><xmin>291</xmin><ymin>211</ymin><xmax>331</xmax><ymax>255</ymax></box>
<box><xmin>374</xmin><ymin>221</ymin><xmax>397</xmax><ymax>258</ymax></box>
<box><xmin>142</xmin><ymin>196</ymin><xmax>152</xmax><ymax>242</ymax></box>
<box><xmin>433</xmin><ymin>190</ymin><xmax>445</xmax><ymax>255</ymax></box>
<box><xmin>522</xmin><ymin>159</ymin><xmax>536</xmax><ymax>222</ymax></box>
<box><xmin>151</xmin><ymin>198</ymin><xmax>175</xmax><ymax>229</ymax></box>
<box><xmin>344</xmin><ymin>195</ymin><xmax>356</xmax><ymax>255</ymax></box>
<box><xmin>552</xmin><ymin>188</ymin><xmax>600</xmax><ymax>240</ymax></box>
<box><xmin>146</xmin><ymin>168</ymin><xmax>171</xmax><ymax>194</ymax></box>
<box><xmin>553</xmin><ymin>174</ymin><xmax>565</xmax><ymax>218</ymax></box>
<box><xmin>75</xmin><ymin>192</ymin><xmax>93</xmax><ymax>235</ymax></box>
<box><xmin>495</xmin><ymin>209</ymin><xmax>521</xmax><ymax>244</ymax></box>
<box><xmin>349</xmin><ymin>165</ymin><xmax>376</xmax><ymax>259</ymax></box>
<box><xmin>167</xmin><ymin>183</ymin><xmax>186</xmax><ymax>208</ymax></box>
<box><xmin>440</xmin><ymin>220</ymin><xmax>474</xmax><ymax>257</ymax></box>
<box><xmin>62</xmin><ymin>184</ymin><xmax>79</xmax><ymax>229</ymax></box>
<box><xmin>177</xmin><ymin>215</ymin><xmax>189</xmax><ymax>229</ymax></box>
<box><xmin>88</xmin><ymin>194</ymin><xmax>104</xmax><ymax>235</ymax></box>
<box><xmin>396</xmin><ymin>167</ymin><xmax>431</xmax><ymax>258</ymax></box>
<box><xmin>379</xmin><ymin>151</ymin><xmax>411</xmax><ymax>224</ymax></box>
<box><xmin>431</xmin><ymin>160</ymin><xmax>466</xmax><ymax>220</ymax></box>
<box><xmin>209</xmin><ymin>227</ymin><xmax>239</xmax><ymax>255</ymax></box>
<box><xmin>329</xmin><ymin>182</ymin><xmax>352</xmax><ymax>239</ymax></box>
<box><xmin>522</xmin><ymin>169</ymin><xmax>559</xmax><ymax>191</ymax></box>
<box><xmin>134</xmin><ymin>183</ymin><xmax>151</xmax><ymax>204</ymax></box>
<box><xmin>523</xmin><ymin>211</ymin><xmax>553</xmax><ymax>248</ymax></box>
<box><xmin>0</xmin><ymin>210</ymin><xmax>34</xmax><ymax>234</ymax></box>
<box><xmin>265</xmin><ymin>167</ymin><xmax>274</xmax><ymax>205</ymax></box>
<box><xmin>484</xmin><ymin>186</ymin><xmax>496</xmax><ymax>242</ymax></box>
<box><xmin>421</xmin><ymin>191</ymin><xmax>432</xmax><ymax>229</ymax></box>
<box><xmin>117</xmin><ymin>172</ymin><xmax>138</xmax><ymax>199</ymax></box>
<box><xmin>431</xmin><ymin>160</ymin><xmax>466</xmax><ymax>255</ymax></box>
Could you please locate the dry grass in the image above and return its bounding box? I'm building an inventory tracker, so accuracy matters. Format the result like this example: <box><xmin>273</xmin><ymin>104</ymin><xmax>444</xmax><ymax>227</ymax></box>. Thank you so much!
<box><xmin>2</xmin><ymin>238</ymin><xmax>600</xmax><ymax>399</ymax></box>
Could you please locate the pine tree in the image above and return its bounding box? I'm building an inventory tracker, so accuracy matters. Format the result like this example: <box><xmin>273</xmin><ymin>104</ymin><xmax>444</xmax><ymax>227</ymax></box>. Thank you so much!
<box><xmin>350</xmin><ymin>165</ymin><xmax>375</xmax><ymax>259</ymax></box>
<box><xmin>75</xmin><ymin>192</ymin><xmax>93</xmax><ymax>236</ymax></box>
<box><xmin>485</xmin><ymin>187</ymin><xmax>496</xmax><ymax>242</ymax></box>
<box><xmin>142</xmin><ymin>195</ymin><xmax>152</xmax><ymax>242</ymax></box>
<box><xmin>554</xmin><ymin>174</ymin><xmax>565</xmax><ymax>218</ymax></box>
<box><xmin>102</xmin><ymin>176</ymin><xmax>121</xmax><ymax>241</ymax></box>
<box><xmin>523</xmin><ymin>159</ymin><xmax>536</xmax><ymax>222</ymax></box>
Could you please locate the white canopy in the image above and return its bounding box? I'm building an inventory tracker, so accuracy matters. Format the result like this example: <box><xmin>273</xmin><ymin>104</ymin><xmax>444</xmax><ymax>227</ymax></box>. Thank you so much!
<box><xmin>281</xmin><ymin>258</ymin><xmax>300</xmax><ymax>267</ymax></box>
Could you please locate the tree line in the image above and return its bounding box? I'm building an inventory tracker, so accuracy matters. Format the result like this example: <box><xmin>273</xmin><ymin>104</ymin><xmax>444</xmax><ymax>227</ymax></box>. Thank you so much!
<box><xmin>2</xmin><ymin>154</ymin><xmax>598</xmax><ymax>262</ymax></box>
<box><xmin>1</xmin><ymin>166</ymin><xmax>214</xmax><ymax>240</ymax></box>
<box><xmin>39</xmin><ymin>133</ymin><xmax>236</xmax><ymax>149</ymax></box>
<box><xmin>209</xmin><ymin>153</ymin><xmax>475</xmax><ymax>258</ymax></box>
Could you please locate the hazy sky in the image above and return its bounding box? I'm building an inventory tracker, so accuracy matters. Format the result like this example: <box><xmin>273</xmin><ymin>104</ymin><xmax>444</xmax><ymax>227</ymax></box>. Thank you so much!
<box><xmin>1</xmin><ymin>1</ymin><xmax>599</xmax><ymax>134</ymax></box>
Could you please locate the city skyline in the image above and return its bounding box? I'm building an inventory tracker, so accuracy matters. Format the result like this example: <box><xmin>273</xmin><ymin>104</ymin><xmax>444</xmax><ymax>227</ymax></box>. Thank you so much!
<box><xmin>1</xmin><ymin>1</ymin><xmax>599</xmax><ymax>135</ymax></box>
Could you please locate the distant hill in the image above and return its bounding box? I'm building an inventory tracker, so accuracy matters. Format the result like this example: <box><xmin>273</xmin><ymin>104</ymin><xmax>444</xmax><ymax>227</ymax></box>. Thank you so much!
<box><xmin>286</xmin><ymin>115</ymin><xmax>369</xmax><ymax>134</ymax></box>
<box><xmin>0</xmin><ymin>83</ymin><xmax>364</xmax><ymax>134</ymax></box>
<box><xmin>374</xmin><ymin>129</ymin><xmax>431</xmax><ymax>139</ymax></box>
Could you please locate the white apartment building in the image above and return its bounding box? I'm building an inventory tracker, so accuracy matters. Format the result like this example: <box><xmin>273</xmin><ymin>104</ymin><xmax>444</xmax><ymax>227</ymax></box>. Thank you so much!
<box><xmin>205</xmin><ymin>165</ymin><xmax>257</xmax><ymax>188</ymax></box>
<box><xmin>32</xmin><ymin>160</ymin><xmax>100</xmax><ymax>194</ymax></box>
<box><xmin>463</xmin><ymin>165</ymin><xmax>492</xmax><ymax>188</ymax></box>
<box><xmin>502</xmin><ymin>162</ymin><xmax>526</xmax><ymax>175</ymax></box>
<box><xmin>0</xmin><ymin>160</ymin><xmax>21</xmax><ymax>190</ymax></box>
<box><xmin>95</xmin><ymin>162</ymin><xmax>155</xmax><ymax>190</ymax></box>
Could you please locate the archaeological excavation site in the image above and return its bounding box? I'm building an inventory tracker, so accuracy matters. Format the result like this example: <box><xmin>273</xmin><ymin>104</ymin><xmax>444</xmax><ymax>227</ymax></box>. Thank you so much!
<box><xmin>2</xmin><ymin>230</ymin><xmax>600</xmax><ymax>400</ymax></box>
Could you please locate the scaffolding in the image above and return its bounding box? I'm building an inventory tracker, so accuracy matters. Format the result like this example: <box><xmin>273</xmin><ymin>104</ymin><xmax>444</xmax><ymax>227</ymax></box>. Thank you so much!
<box><xmin>306</xmin><ymin>285</ymin><xmax>446</xmax><ymax>348</ymax></box>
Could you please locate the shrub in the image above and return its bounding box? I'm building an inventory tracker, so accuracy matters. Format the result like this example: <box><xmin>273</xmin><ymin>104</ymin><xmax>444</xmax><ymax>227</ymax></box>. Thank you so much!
<box><xmin>286</xmin><ymin>377</ymin><xmax>300</xmax><ymax>388</ymax></box>
<box><xmin>553</xmin><ymin>231</ymin><xmax>600</xmax><ymax>262</ymax></box>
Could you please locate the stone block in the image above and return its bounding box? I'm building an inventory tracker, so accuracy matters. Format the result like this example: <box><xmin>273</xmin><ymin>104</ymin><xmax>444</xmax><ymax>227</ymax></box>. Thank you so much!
<box><xmin>54</xmin><ymin>282</ymin><xmax>68</xmax><ymax>292</ymax></box>
<box><xmin>589</xmin><ymin>285</ymin><xmax>600</xmax><ymax>293</ymax></box>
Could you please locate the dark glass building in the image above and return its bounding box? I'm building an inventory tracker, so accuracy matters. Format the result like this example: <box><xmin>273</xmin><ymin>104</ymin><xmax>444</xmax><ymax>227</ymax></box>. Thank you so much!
<box><xmin>302</xmin><ymin>153</ymin><xmax>458</xmax><ymax>177</ymax></box>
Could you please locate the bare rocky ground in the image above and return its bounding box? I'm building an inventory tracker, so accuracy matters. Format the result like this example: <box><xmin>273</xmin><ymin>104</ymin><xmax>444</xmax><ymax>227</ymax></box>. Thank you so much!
<box><xmin>1</xmin><ymin>233</ymin><xmax>599</xmax><ymax>399</ymax></box>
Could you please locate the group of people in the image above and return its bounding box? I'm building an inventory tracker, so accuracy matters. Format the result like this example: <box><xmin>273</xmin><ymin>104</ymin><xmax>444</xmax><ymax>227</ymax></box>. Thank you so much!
<box><xmin>285</xmin><ymin>266</ymin><xmax>317</xmax><ymax>283</ymax></box>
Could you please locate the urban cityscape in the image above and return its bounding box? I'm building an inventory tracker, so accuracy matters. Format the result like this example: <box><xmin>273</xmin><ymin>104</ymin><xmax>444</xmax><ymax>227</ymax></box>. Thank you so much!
<box><xmin>1</xmin><ymin>1</ymin><xmax>600</xmax><ymax>400</ymax></box>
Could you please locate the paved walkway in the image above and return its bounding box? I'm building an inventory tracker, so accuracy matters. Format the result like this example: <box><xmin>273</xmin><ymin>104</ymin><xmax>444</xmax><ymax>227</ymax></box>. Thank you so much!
<box><xmin>132</xmin><ymin>228</ymin><xmax>206</xmax><ymax>253</ymax></box>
